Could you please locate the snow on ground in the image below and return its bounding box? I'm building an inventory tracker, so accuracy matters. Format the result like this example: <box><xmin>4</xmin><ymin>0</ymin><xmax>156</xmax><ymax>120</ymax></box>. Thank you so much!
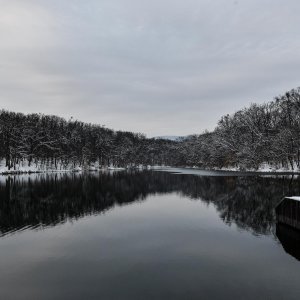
<box><xmin>107</xmin><ymin>167</ymin><xmax>126</xmax><ymax>171</ymax></box>
<box><xmin>286</xmin><ymin>196</ymin><xmax>300</xmax><ymax>202</ymax></box>
<box><xmin>0</xmin><ymin>159</ymin><xmax>94</xmax><ymax>175</ymax></box>
<box><xmin>0</xmin><ymin>160</ymin><xmax>168</xmax><ymax>176</ymax></box>
<box><xmin>1</xmin><ymin>159</ymin><xmax>299</xmax><ymax>176</ymax></box>
<box><xmin>218</xmin><ymin>162</ymin><xmax>300</xmax><ymax>173</ymax></box>
<box><xmin>0</xmin><ymin>160</ymin><xmax>78</xmax><ymax>175</ymax></box>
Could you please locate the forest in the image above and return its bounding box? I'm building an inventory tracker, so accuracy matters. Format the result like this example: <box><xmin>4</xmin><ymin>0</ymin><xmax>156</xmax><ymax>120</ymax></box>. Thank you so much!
<box><xmin>180</xmin><ymin>87</ymin><xmax>300</xmax><ymax>171</ymax></box>
<box><xmin>0</xmin><ymin>87</ymin><xmax>300</xmax><ymax>172</ymax></box>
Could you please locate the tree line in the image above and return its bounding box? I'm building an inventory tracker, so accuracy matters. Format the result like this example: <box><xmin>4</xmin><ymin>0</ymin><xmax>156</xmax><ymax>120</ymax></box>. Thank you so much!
<box><xmin>0</xmin><ymin>87</ymin><xmax>300</xmax><ymax>171</ymax></box>
<box><xmin>0</xmin><ymin>111</ymin><xmax>177</xmax><ymax>170</ymax></box>
<box><xmin>178</xmin><ymin>87</ymin><xmax>300</xmax><ymax>170</ymax></box>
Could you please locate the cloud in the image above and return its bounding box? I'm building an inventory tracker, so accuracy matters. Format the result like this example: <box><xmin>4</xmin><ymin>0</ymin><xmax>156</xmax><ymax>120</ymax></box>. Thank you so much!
<box><xmin>0</xmin><ymin>0</ymin><xmax>300</xmax><ymax>136</ymax></box>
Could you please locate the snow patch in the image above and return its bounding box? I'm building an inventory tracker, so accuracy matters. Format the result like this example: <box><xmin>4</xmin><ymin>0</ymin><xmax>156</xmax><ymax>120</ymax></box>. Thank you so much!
<box><xmin>218</xmin><ymin>162</ymin><xmax>300</xmax><ymax>173</ymax></box>
<box><xmin>286</xmin><ymin>196</ymin><xmax>300</xmax><ymax>202</ymax></box>
<box><xmin>107</xmin><ymin>167</ymin><xmax>126</xmax><ymax>171</ymax></box>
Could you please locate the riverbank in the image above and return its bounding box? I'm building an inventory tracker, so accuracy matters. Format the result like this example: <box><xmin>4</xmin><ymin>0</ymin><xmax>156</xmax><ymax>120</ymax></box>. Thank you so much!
<box><xmin>213</xmin><ymin>164</ymin><xmax>300</xmax><ymax>174</ymax></box>
<box><xmin>0</xmin><ymin>162</ymin><xmax>165</xmax><ymax>175</ymax></box>
<box><xmin>1</xmin><ymin>161</ymin><xmax>299</xmax><ymax>176</ymax></box>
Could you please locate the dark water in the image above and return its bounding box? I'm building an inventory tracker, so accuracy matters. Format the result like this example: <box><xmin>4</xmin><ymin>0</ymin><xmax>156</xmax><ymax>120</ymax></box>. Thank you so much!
<box><xmin>0</xmin><ymin>170</ymin><xmax>300</xmax><ymax>299</ymax></box>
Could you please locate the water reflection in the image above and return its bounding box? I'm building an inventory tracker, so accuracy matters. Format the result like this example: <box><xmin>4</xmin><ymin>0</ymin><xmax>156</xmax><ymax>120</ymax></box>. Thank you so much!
<box><xmin>276</xmin><ymin>224</ymin><xmax>300</xmax><ymax>261</ymax></box>
<box><xmin>1</xmin><ymin>171</ymin><xmax>300</xmax><ymax>299</ymax></box>
<box><xmin>1</xmin><ymin>171</ymin><xmax>300</xmax><ymax>238</ymax></box>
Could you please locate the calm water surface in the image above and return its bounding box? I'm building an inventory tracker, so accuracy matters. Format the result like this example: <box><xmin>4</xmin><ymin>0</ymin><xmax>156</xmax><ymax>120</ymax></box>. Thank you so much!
<box><xmin>0</xmin><ymin>170</ymin><xmax>300</xmax><ymax>299</ymax></box>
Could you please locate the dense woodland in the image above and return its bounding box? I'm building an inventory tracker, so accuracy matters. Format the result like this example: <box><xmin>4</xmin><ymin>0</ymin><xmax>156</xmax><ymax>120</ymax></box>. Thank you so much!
<box><xmin>180</xmin><ymin>87</ymin><xmax>300</xmax><ymax>170</ymax></box>
<box><xmin>0</xmin><ymin>111</ymin><xmax>177</xmax><ymax>170</ymax></box>
<box><xmin>0</xmin><ymin>87</ymin><xmax>300</xmax><ymax>171</ymax></box>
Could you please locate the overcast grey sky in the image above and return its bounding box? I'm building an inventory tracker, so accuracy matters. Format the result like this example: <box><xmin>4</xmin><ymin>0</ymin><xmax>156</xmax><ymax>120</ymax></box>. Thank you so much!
<box><xmin>0</xmin><ymin>0</ymin><xmax>299</xmax><ymax>136</ymax></box>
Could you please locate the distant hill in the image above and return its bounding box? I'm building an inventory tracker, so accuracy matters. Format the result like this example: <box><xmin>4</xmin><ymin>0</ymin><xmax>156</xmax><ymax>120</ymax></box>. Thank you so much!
<box><xmin>154</xmin><ymin>136</ymin><xmax>186</xmax><ymax>142</ymax></box>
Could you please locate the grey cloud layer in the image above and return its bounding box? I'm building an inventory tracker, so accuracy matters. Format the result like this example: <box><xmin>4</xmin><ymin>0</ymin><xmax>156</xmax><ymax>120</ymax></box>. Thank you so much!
<box><xmin>1</xmin><ymin>0</ymin><xmax>300</xmax><ymax>136</ymax></box>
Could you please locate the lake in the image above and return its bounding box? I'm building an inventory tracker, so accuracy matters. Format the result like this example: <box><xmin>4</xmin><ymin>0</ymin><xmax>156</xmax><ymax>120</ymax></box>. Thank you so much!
<box><xmin>0</xmin><ymin>169</ymin><xmax>300</xmax><ymax>299</ymax></box>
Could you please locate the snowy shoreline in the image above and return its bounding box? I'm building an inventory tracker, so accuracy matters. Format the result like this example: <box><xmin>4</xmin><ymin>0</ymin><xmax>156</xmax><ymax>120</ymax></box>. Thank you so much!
<box><xmin>0</xmin><ymin>161</ymin><xmax>165</xmax><ymax>176</ymax></box>
<box><xmin>215</xmin><ymin>163</ymin><xmax>300</xmax><ymax>174</ymax></box>
<box><xmin>210</xmin><ymin>167</ymin><xmax>300</xmax><ymax>174</ymax></box>
<box><xmin>1</xmin><ymin>165</ymin><xmax>300</xmax><ymax>176</ymax></box>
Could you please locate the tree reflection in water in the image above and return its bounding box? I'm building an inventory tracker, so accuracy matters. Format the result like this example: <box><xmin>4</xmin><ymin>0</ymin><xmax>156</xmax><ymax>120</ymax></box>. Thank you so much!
<box><xmin>0</xmin><ymin>171</ymin><xmax>300</xmax><ymax>240</ymax></box>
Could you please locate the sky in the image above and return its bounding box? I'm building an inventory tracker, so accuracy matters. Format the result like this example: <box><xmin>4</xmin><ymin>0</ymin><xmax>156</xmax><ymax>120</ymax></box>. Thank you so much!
<box><xmin>0</xmin><ymin>0</ymin><xmax>300</xmax><ymax>137</ymax></box>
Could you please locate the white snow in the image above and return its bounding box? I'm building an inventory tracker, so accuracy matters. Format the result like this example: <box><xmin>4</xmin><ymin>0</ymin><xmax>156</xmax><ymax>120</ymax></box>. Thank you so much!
<box><xmin>0</xmin><ymin>159</ymin><xmax>173</xmax><ymax>175</ymax></box>
<box><xmin>0</xmin><ymin>159</ymin><xmax>80</xmax><ymax>175</ymax></box>
<box><xmin>107</xmin><ymin>167</ymin><xmax>126</xmax><ymax>171</ymax></box>
<box><xmin>1</xmin><ymin>158</ymin><xmax>299</xmax><ymax>176</ymax></box>
<box><xmin>217</xmin><ymin>162</ymin><xmax>300</xmax><ymax>173</ymax></box>
<box><xmin>286</xmin><ymin>196</ymin><xmax>300</xmax><ymax>202</ymax></box>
